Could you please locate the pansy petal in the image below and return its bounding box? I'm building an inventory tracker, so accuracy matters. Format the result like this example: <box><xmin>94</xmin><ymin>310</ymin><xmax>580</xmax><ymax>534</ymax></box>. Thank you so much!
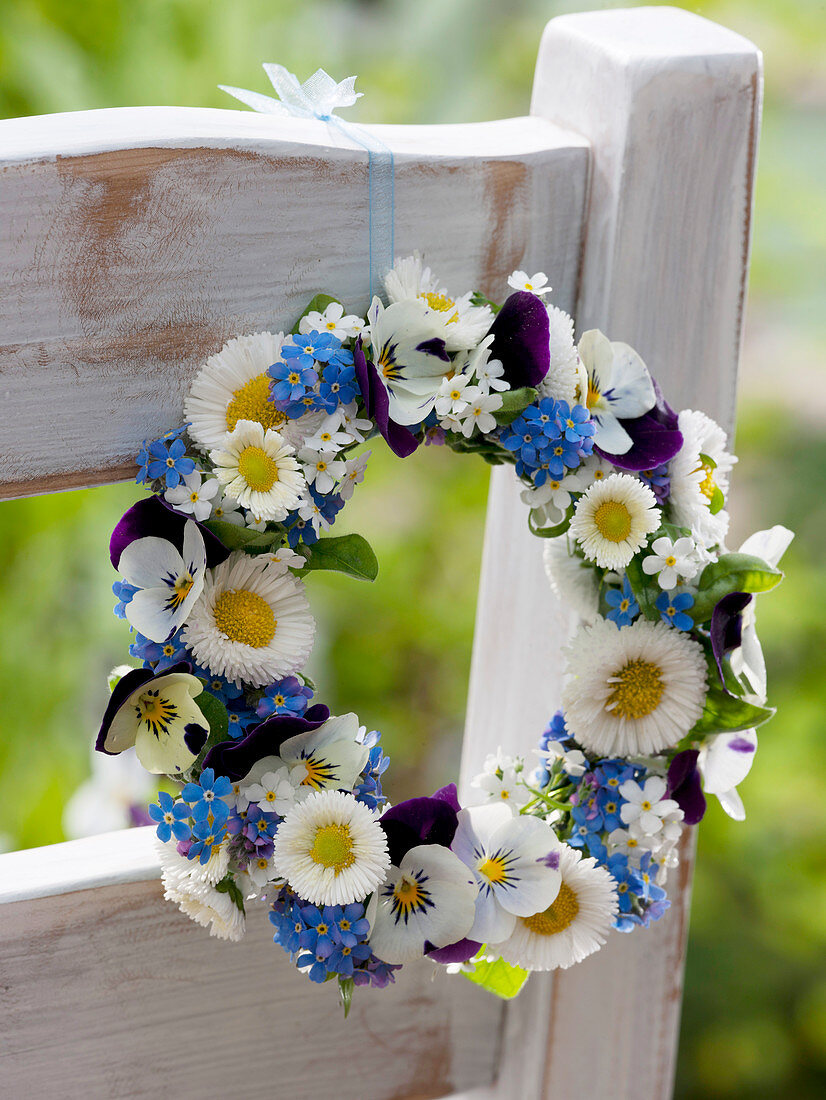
<box><xmin>591</xmin><ymin>411</ymin><xmax>634</xmax><ymax>455</ymax></box>
<box><xmin>118</xmin><ymin>536</ymin><xmax>183</xmax><ymax>590</ymax></box>
<box><xmin>603</xmin><ymin>342</ymin><xmax>656</xmax><ymax>419</ymax></box>
<box><xmin>468</xmin><ymin>892</ymin><xmax>516</xmax><ymax>945</ymax></box>
<box><xmin>125</xmin><ymin>586</ymin><xmax>186</xmax><ymax>643</ymax></box>
<box><xmin>699</xmin><ymin>730</ymin><xmax>757</xmax><ymax>796</ymax></box>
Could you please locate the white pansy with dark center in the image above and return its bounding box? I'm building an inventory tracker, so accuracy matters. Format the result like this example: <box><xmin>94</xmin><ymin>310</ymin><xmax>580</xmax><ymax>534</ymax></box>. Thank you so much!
<box><xmin>451</xmin><ymin>803</ymin><xmax>564</xmax><ymax>945</ymax></box>
<box><xmin>241</xmin><ymin>713</ymin><xmax>369</xmax><ymax>796</ymax></box>
<box><xmin>368</xmin><ymin>844</ymin><xmax>478</xmax><ymax>964</ymax></box>
<box><xmin>577</xmin><ymin>328</ymin><xmax>656</xmax><ymax>454</ymax></box>
<box><xmin>119</xmin><ymin>519</ymin><xmax>207</xmax><ymax>643</ymax></box>
<box><xmin>697</xmin><ymin>729</ymin><xmax>758</xmax><ymax>821</ymax></box>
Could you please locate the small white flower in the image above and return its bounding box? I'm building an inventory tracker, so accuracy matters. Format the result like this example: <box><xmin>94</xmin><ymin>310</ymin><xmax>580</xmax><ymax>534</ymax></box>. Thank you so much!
<box><xmin>336</xmin><ymin>402</ymin><xmax>373</xmax><ymax>443</ymax></box>
<box><xmin>273</xmin><ymin>789</ymin><xmax>390</xmax><ymax>906</ymax></box>
<box><xmin>466</xmin><ymin>337</ymin><xmax>509</xmax><ymax>393</ymax></box>
<box><xmin>536</xmin><ymin>741</ymin><xmax>587</xmax><ymax>777</ymax></box>
<box><xmin>576</xmin><ymin>453</ymin><xmax>617</xmax><ymax>489</ymax></box>
<box><xmin>245</xmin><ymin>512</ymin><xmax>268</xmax><ymax>531</ymax></box>
<box><xmin>569</xmin><ymin>473</ymin><xmax>660</xmax><ymax>570</ymax></box>
<box><xmin>164</xmin><ymin>470</ymin><xmax>220</xmax><ymax>522</ymax></box>
<box><xmin>263</xmin><ymin>546</ymin><xmax>305</xmax><ymax>575</ymax></box>
<box><xmin>209</xmin><ymin>489</ymin><xmax>245</xmax><ymax>526</ymax></box>
<box><xmin>606</xmin><ymin>827</ymin><xmax>652</xmax><ymax>861</ymax></box>
<box><xmin>457</xmin><ymin>391</ymin><xmax>503</xmax><ymax>438</ymax></box>
<box><xmin>299</xmin><ymin>447</ymin><xmax>345</xmax><ymax>494</ymax></box>
<box><xmin>435</xmin><ymin>373</ymin><xmax>476</xmax><ymax>419</ymax></box>
<box><xmin>298</xmin><ymin>301</ymin><xmax>365</xmax><ymax>341</ymax></box>
<box><xmin>522</xmin><ymin>468</ymin><xmax>585</xmax><ymax>526</ymax></box>
<box><xmin>642</xmin><ymin>535</ymin><xmax>702</xmax><ymax>590</ymax></box>
<box><xmin>242</xmin><ymin>766</ymin><xmax>305</xmax><ymax>817</ymax></box>
<box><xmin>302</xmin><ymin>415</ymin><xmax>354</xmax><ymax>453</ymax></box>
<box><xmin>339</xmin><ymin>451</ymin><xmax>370</xmax><ymax>501</ymax></box>
<box><xmin>618</xmin><ymin>776</ymin><xmax>682</xmax><ymax>835</ymax></box>
<box><xmin>296</xmin><ymin>493</ymin><xmax>326</xmax><ymax>535</ymax></box>
<box><xmin>246</xmin><ymin>852</ymin><xmax>281</xmax><ymax>888</ymax></box>
<box><xmin>507</xmin><ymin>269</ymin><xmax>553</xmax><ymax>296</ymax></box>
<box><xmin>472</xmin><ymin>765</ymin><xmax>532</xmax><ymax>808</ymax></box>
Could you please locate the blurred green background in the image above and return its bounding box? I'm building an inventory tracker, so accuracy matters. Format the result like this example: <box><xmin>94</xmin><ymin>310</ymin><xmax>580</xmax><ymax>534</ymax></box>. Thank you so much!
<box><xmin>1</xmin><ymin>1</ymin><xmax>824</xmax><ymax>1096</ymax></box>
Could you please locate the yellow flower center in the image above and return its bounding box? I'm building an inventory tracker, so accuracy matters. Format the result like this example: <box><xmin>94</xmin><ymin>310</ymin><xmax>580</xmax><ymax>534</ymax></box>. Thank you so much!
<box><xmin>213</xmin><ymin>588</ymin><xmax>276</xmax><ymax>647</ymax></box>
<box><xmin>665</xmin><ymin>555</ymin><xmax>676</xmax><ymax>567</ymax></box>
<box><xmin>593</xmin><ymin>500</ymin><xmax>632</xmax><ymax>542</ymax></box>
<box><xmin>135</xmin><ymin>690</ymin><xmax>178</xmax><ymax>736</ymax></box>
<box><xmin>168</xmin><ymin>573</ymin><xmax>194</xmax><ymax>609</ymax></box>
<box><xmin>309</xmin><ymin>824</ymin><xmax>355</xmax><ymax>874</ymax></box>
<box><xmin>641</xmin><ymin>800</ymin><xmax>653</xmax><ymax>811</ymax></box>
<box><xmin>478</xmin><ymin>855</ymin><xmax>508</xmax><ymax>884</ymax></box>
<box><xmin>422</xmin><ymin>291</ymin><xmax>458</xmax><ymax>321</ymax></box>
<box><xmin>237</xmin><ymin>445</ymin><xmax>281</xmax><ymax>492</ymax></box>
<box><xmin>696</xmin><ymin>459</ymin><xmax>717</xmax><ymax>501</ymax></box>
<box><xmin>226</xmin><ymin>374</ymin><xmax>287</xmax><ymax>433</ymax></box>
<box><xmin>607</xmin><ymin>658</ymin><xmax>664</xmax><ymax>720</ymax></box>
<box><xmin>586</xmin><ymin>379</ymin><xmax>601</xmax><ymax>409</ymax></box>
<box><xmin>521</xmin><ymin>882</ymin><xmax>579</xmax><ymax>936</ymax></box>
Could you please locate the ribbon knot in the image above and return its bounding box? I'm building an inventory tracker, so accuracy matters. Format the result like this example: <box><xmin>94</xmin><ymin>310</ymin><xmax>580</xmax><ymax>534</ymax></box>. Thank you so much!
<box><xmin>220</xmin><ymin>65</ymin><xmax>394</xmax><ymax>298</ymax></box>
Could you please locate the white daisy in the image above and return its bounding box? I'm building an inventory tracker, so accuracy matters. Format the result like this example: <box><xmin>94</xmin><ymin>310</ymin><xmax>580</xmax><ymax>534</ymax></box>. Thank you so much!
<box><xmin>210</xmin><ymin>419</ymin><xmax>305</xmax><ymax>522</ymax></box>
<box><xmin>182</xmin><ymin>551</ymin><xmax>315</xmax><ymax>687</ymax></box>
<box><xmin>158</xmin><ymin>839</ymin><xmax>245</xmax><ymax>941</ymax></box>
<box><xmin>669</xmin><ymin>409</ymin><xmax>737</xmax><ymax>548</ymax></box>
<box><xmin>164</xmin><ymin>470</ymin><xmax>220</xmax><ymax>522</ymax></box>
<box><xmin>537</xmin><ymin>305</ymin><xmax>581</xmax><ymax>407</ymax></box>
<box><xmin>383</xmin><ymin>254</ymin><xmax>493</xmax><ymax>352</ymax></box>
<box><xmin>119</xmin><ymin>520</ymin><xmax>207</xmax><ymax>643</ymax></box>
<box><xmin>569</xmin><ymin>473</ymin><xmax>660</xmax><ymax>570</ymax></box>
<box><xmin>542</xmin><ymin>536</ymin><xmax>600</xmax><ymax>621</ymax></box>
<box><xmin>273</xmin><ymin>789</ymin><xmax>390</xmax><ymax>906</ymax></box>
<box><xmin>507</xmin><ymin>269</ymin><xmax>553</xmax><ymax>296</ymax></box>
<box><xmin>298</xmin><ymin>301</ymin><xmax>365</xmax><ymax>341</ymax></box>
<box><xmin>577</xmin><ymin>329</ymin><xmax>656</xmax><ymax>454</ymax></box>
<box><xmin>368</xmin><ymin>844</ymin><xmax>478</xmax><ymax>964</ymax></box>
<box><xmin>642</xmin><ymin>535</ymin><xmax>702</xmax><ymax>590</ymax></box>
<box><xmin>562</xmin><ymin>617</ymin><xmax>708</xmax><ymax>756</ymax></box>
<box><xmin>495</xmin><ymin>845</ymin><xmax>617</xmax><ymax>971</ymax></box>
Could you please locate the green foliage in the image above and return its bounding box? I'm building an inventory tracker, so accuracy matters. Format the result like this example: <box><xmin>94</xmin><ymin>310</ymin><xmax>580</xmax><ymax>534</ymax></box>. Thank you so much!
<box><xmin>493</xmin><ymin>386</ymin><xmax>537</xmax><ymax>426</ymax></box>
<box><xmin>203</xmin><ymin>519</ymin><xmax>282</xmax><ymax>551</ymax></box>
<box><xmin>299</xmin><ymin>532</ymin><xmax>379</xmax><ymax>582</ymax></box>
<box><xmin>690</xmin><ymin>553</ymin><xmax>783</xmax><ymax>625</ymax></box>
<box><xmin>462</xmin><ymin>953</ymin><xmax>529</xmax><ymax>999</ymax></box>
<box><xmin>527</xmin><ymin>503</ymin><xmax>573</xmax><ymax>539</ymax></box>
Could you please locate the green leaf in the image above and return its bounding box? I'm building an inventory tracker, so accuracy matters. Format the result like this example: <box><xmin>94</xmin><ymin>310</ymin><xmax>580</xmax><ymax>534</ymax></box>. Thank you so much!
<box><xmin>690</xmin><ymin>553</ymin><xmax>783</xmax><ymax>624</ymax></box>
<box><xmin>689</xmin><ymin>684</ymin><xmax>775</xmax><ymax>737</ymax></box>
<box><xmin>194</xmin><ymin>691</ymin><xmax>229</xmax><ymax>746</ymax></box>
<box><xmin>462</xmin><ymin>954</ymin><xmax>529</xmax><ymax>1000</ymax></box>
<box><xmin>708</xmin><ymin>485</ymin><xmax>725</xmax><ymax>515</ymax></box>
<box><xmin>300</xmin><ymin>533</ymin><xmax>379</xmax><ymax>582</ymax></box>
<box><xmin>494</xmin><ymin>387</ymin><xmax>538</xmax><ymax>427</ymax></box>
<box><xmin>338</xmin><ymin>976</ymin><xmax>355</xmax><ymax>1017</ymax></box>
<box><xmin>203</xmin><ymin>519</ymin><xmax>282</xmax><ymax>552</ymax></box>
<box><xmin>470</xmin><ymin>291</ymin><xmax>502</xmax><ymax>314</ymax></box>
<box><xmin>625</xmin><ymin>554</ymin><xmax>660</xmax><ymax>621</ymax></box>
<box><xmin>698</xmin><ymin>452</ymin><xmax>717</xmax><ymax>471</ymax></box>
<box><xmin>527</xmin><ymin>504</ymin><xmax>574</xmax><ymax>539</ymax></box>
<box><xmin>214</xmin><ymin>874</ymin><xmax>245</xmax><ymax>913</ymax></box>
<box><xmin>291</xmin><ymin>294</ymin><xmax>342</xmax><ymax>334</ymax></box>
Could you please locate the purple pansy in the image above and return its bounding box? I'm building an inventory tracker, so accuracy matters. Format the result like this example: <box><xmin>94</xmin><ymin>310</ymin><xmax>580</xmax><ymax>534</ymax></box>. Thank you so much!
<box><xmin>110</xmin><ymin>494</ymin><xmax>229</xmax><ymax>572</ymax></box>
<box><xmin>353</xmin><ymin>338</ymin><xmax>420</xmax><ymax>458</ymax></box>
<box><xmin>666</xmin><ymin>749</ymin><xmax>706</xmax><ymax>825</ymax></box>
<box><xmin>487</xmin><ymin>291</ymin><xmax>550</xmax><ymax>390</ymax></box>
<box><xmin>710</xmin><ymin>591</ymin><xmax>753</xmax><ymax>689</ymax></box>
<box><xmin>201</xmin><ymin>704</ymin><xmax>331</xmax><ymax>781</ymax></box>
<box><xmin>596</xmin><ymin>378</ymin><xmax>683</xmax><ymax>472</ymax></box>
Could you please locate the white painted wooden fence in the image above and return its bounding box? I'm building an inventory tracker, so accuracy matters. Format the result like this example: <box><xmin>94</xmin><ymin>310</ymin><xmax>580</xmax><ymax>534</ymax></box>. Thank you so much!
<box><xmin>0</xmin><ymin>7</ymin><xmax>761</xmax><ymax>1098</ymax></box>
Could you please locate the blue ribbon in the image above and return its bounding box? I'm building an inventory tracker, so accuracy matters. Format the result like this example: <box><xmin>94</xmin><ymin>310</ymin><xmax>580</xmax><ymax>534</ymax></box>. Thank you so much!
<box><xmin>220</xmin><ymin>65</ymin><xmax>394</xmax><ymax>299</ymax></box>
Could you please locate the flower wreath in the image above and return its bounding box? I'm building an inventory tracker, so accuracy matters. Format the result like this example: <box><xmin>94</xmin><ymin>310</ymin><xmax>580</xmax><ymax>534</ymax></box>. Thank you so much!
<box><xmin>95</xmin><ymin>254</ymin><xmax>791</xmax><ymax>1011</ymax></box>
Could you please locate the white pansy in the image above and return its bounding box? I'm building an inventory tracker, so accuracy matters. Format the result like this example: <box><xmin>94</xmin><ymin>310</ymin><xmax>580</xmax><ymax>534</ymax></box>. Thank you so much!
<box><xmin>618</xmin><ymin>776</ymin><xmax>682</xmax><ymax>835</ymax></box>
<box><xmin>119</xmin><ymin>520</ymin><xmax>207</xmax><ymax>642</ymax></box>
<box><xmin>669</xmin><ymin>409</ymin><xmax>737</xmax><ymax>548</ymax></box>
<box><xmin>569</xmin><ymin>473</ymin><xmax>660</xmax><ymax>571</ymax></box>
<box><xmin>164</xmin><ymin>470</ymin><xmax>220</xmax><ymax>522</ymax></box>
<box><xmin>697</xmin><ymin>729</ymin><xmax>758</xmax><ymax>821</ymax></box>
<box><xmin>339</xmin><ymin>451</ymin><xmax>370</xmax><ymax>501</ymax></box>
<box><xmin>182</xmin><ymin>551</ymin><xmax>315</xmax><ymax>687</ymax></box>
<box><xmin>298</xmin><ymin>301</ymin><xmax>364</xmax><ymax>341</ymax></box>
<box><xmin>642</xmin><ymin>535</ymin><xmax>702</xmax><ymax>590</ymax></box>
<box><xmin>563</xmin><ymin>618</ymin><xmax>708</xmax><ymax>757</ymax></box>
<box><xmin>273</xmin><ymin>790</ymin><xmax>390</xmax><ymax>906</ymax></box>
<box><xmin>494</xmin><ymin>844</ymin><xmax>617</xmax><ymax>972</ymax></box>
<box><xmin>242</xmin><ymin>713</ymin><xmax>369</xmax><ymax>797</ymax></box>
<box><xmin>507</xmin><ymin>269</ymin><xmax>552</xmax><ymax>296</ymax></box>
<box><xmin>299</xmin><ymin>447</ymin><xmax>345</xmax><ymax>494</ymax></box>
<box><xmin>211</xmin><ymin>419</ymin><xmax>305</xmax><ymax>522</ymax></box>
<box><xmin>730</xmin><ymin>526</ymin><xmax>794</xmax><ymax>702</ymax></box>
<box><xmin>368</xmin><ymin>844</ymin><xmax>478</xmax><ymax>964</ymax></box>
<box><xmin>451</xmin><ymin>803</ymin><xmax>563</xmax><ymax>945</ymax></box>
<box><xmin>577</xmin><ymin>329</ymin><xmax>656</xmax><ymax>454</ymax></box>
